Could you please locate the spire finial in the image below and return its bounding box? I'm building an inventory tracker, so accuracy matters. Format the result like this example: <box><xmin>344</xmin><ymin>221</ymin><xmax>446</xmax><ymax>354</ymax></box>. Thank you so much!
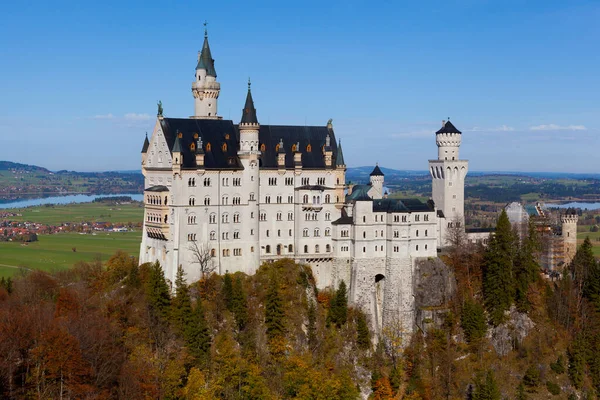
<box><xmin>203</xmin><ymin>21</ymin><xmax>208</xmax><ymax>38</ymax></box>
<box><xmin>248</xmin><ymin>77</ymin><xmax>251</xmax><ymax>91</ymax></box>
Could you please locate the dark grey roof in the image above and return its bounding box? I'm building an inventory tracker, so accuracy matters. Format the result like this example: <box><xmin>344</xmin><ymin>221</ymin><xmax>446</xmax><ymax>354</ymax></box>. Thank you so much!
<box><xmin>332</xmin><ymin>216</ymin><xmax>353</xmax><ymax>225</ymax></box>
<box><xmin>370</xmin><ymin>165</ymin><xmax>384</xmax><ymax>176</ymax></box>
<box><xmin>141</xmin><ymin>134</ymin><xmax>149</xmax><ymax>153</ymax></box>
<box><xmin>240</xmin><ymin>84</ymin><xmax>258</xmax><ymax>124</ymax></box>
<box><xmin>436</xmin><ymin>120</ymin><xmax>461</xmax><ymax>134</ymax></box>
<box><xmin>160</xmin><ymin>118</ymin><xmax>242</xmax><ymax>170</ymax></box>
<box><xmin>372</xmin><ymin>198</ymin><xmax>434</xmax><ymax>213</ymax></box>
<box><xmin>252</xmin><ymin>125</ymin><xmax>340</xmax><ymax>170</ymax></box>
<box><xmin>346</xmin><ymin>184</ymin><xmax>372</xmax><ymax>201</ymax></box>
<box><xmin>466</xmin><ymin>227</ymin><xmax>495</xmax><ymax>233</ymax></box>
<box><xmin>336</xmin><ymin>140</ymin><xmax>345</xmax><ymax>166</ymax></box>
<box><xmin>159</xmin><ymin>118</ymin><xmax>343</xmax><ymax>171</ymax></box>
<box><xmin>145</xmin><ymin>185</ymin><xmax>169</xmax><ymax>192</ymax></box>
<box><xmin>196</xmin><ymin>36</ymin><xmax>217</xmax><ymax>77</ymax></box>
<box><xmin>295</xmin><ymin>185</ymin><xmax>333</xmax><ymax>191</ymax></box>
<box><xmin>172</xmin><ymin>135</ymin><xmax>183</xmax><ymax>153</ymax></box>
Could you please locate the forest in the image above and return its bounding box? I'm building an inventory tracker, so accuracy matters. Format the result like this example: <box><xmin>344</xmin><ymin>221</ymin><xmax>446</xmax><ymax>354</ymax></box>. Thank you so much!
<box><xmin>0</xmin><ymin>210</ymin><xmax>599</xmax><ymax>399</ymax></box>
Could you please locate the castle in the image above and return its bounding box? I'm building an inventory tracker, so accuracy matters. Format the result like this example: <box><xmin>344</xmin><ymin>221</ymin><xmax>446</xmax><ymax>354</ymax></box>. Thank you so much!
<box><xmin>139</xmin><ymin>30</ymin><xmax>469</xmax><ymax>334</ymax></box>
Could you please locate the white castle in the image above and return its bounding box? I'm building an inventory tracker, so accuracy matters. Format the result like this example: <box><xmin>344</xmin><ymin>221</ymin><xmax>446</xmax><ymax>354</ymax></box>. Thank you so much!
<box><xmin>139</xmin><ymin>31</ymin><xmax>469</xmax><ymax>334</ymax></box>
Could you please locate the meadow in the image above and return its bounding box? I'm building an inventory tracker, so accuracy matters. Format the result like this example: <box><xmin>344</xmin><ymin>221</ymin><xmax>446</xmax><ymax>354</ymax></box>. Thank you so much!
<box><xmin>0</xmin><ymin>231</ymin><xmax>142</xmax><ymax>277</ymax></box>
<box><xmin>7</xmin><ymin>201</ymin><xmax>144</xmax><ymax>225</ymax></box>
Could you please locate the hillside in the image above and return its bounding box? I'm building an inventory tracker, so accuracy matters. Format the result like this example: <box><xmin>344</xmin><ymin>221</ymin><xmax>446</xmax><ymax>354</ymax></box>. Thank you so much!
<box><xmin>0</xmin><ymin>161</ymin><xmax>144</xmax><ymax>199</ymax></box>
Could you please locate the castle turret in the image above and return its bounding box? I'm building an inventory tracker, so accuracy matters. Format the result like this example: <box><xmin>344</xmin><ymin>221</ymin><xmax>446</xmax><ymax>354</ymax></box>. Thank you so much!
<box><xmin>191</xmin><ymin>26</ymin><xmax>220</xmax><ymax>119</ymax></box>
<box><xmin>562</xmin><ymin>209</ymin><xmax>579</xmax><ymax>266</ymax></box>
<box><xmin>172</xmin><ymin>133</ymin><xmax>183</xmax><ymax>174</ymax></box>
<box><xmin>429</xmin><ymin>119</ymin><xmax>469</xmax><ymax>246</ymax></box>
<box><xmin>369</xmin><ymin>164</ymin><xmax>384</xmax><ymax>199</ymax></box>
<box><xmin>141</xmin><ymin>133</ymin><xmax>149</xmax><ymax>166</ymax></box>
<box><xmin>237</xmin><ymin>79</ymin><xmax>261</xmax><ymax>273</ymax></box>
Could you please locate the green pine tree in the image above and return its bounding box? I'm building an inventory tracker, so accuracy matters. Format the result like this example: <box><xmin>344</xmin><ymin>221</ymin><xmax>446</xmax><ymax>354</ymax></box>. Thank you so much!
<box><xmin>223</xmin><ymin>272</ymin><xmax>233</xmax><ymax>311</ymax></box>
<box><xmin>483</xmin><ymin>210</ymin><xmax>516</xmax><ymax>325</ymax></box>
<box><xmin>472</xmin><ymin>370</ymin><xmax>501</xmax><ymax>400</ymax></box>
<box><xmin>460</xmin><ymin>298</ymin><xmax>487</xmax><ymax>343</ymax></box>
<box><xmin>171</xmin><ymin>265</ymin><xmax>192</xmax><ymax>331</ymax></box>
<box><xmin>328</xmin><ymin>280</ymin><xmax>348</xmax><ymax>327</ymax></box>
<box><xmin>577</xmin><ymin>237</ymin><xmax>600</xmax><ymax>310</ymax></box>
<box><xmin>514</xmin><ymin>220</ymin><xmax>541</xmax><ymax>312</ymax></box>
<box><xmin>515</xmin><ymin>382</ymin><xmax>527</xmax><ymax>400</ymax></box>
<box><xmin>145</xmin><ymin>261</ymin><xmax>171</xmax><ymax>320</ymax></box>
<box><xmin>356</xmin><ymin>311</ymin><xmax>370</xmax><ymax>350</ymax></box>
<box><xmin>568</xmin><ymin>335</ymin><xmax>585</xmax><ymax>389</ymax></box>
<box><xmin>231</xmin><ymin>276</ymin><xmax>248</xmax><ymax>331</ymax></box>
<box><xmin>265</xmin><ymin>275</ymin><xmax>285</xmax><ymax>340</ymax></box>
<box><xmin>185</xmin><ymin>300</ymin><xmax>211</xmax><ymax>363</ymax></box>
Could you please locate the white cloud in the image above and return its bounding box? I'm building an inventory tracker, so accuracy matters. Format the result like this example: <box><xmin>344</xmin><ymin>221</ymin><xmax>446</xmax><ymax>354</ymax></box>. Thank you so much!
<box><xmin>529</xmin><ymin>124</ymin><xmax>587</xmax><ymax>131</ymax></box>
<box><xmin>92</xmin><ymin>113</ymin><xmax>114</xmax><ymax>120</ymax></box>
<box><xmin>124</xmin><ymin>113</ymin><xmax>153</xmax><ymax>121</ymax></box>
<box><xmin>468</xmin><ymin>125</ymin><xmax>515</xmax><ymax>132</ymax></box>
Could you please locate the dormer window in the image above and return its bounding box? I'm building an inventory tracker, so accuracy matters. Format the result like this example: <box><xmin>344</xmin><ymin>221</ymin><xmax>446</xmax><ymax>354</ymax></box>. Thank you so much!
<box><xmin>292</xmin><ymin>144</ymin><xmax>297</xmax><ymax>152</ymax></box>
<box><xmin>190</xmin><ymin>143</ymin><xmax>196</xmax><ymax>151</ymax></box>
<box><xmin>225</xmin><ymin>134</ymin><xmax>230</xmax><ymax>140</ymax></box>
<box><xmin>222</xmin><ymin>143</ymin><xmax>228</xmax><ymax>152</ymax></box>
<box><xmin>306</xmin><ymin>144</ymin><xmax>312</xmax><ymax>152</ymax></box>
<box><xmin>206</xmin><ymin>142</ymin><xmax>211</xmax><ymax>151</ymax></box>
<box><xmin>260</xmin><ymin>143</ymin><xmax>266</xmax><ymax>152</ymax></box>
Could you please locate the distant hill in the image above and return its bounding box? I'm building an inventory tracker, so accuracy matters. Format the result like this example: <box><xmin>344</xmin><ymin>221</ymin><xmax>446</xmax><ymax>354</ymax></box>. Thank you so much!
<box><xmin>0</xmin><ymin>161</ymin><xmax>144</xmax><ymax>199</ymax></box>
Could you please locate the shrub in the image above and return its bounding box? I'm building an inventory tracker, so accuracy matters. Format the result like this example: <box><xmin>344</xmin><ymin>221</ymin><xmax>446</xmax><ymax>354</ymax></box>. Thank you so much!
<box><xmin>546</xmin><ymin>381</ymin><xmax>561</xmax><ymax>395</ymax></box>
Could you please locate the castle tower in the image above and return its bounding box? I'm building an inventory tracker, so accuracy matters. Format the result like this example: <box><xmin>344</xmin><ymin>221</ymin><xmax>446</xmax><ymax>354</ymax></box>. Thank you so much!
<box><xmin>369</xmin><ymin>164</ymin><xmax>384</xmax><ymax>199</ymax></box>
<box><xmin>191</xmin><ymin>26</ymin><xmax>220</xmax><ymax>119</ymax></box>
<box><xmin>237</xmin><ymin>79</ymin><xmax>261</xmax><ymax>272</ymax></box>
<box><xmin>562</xmin><ymin>209</ymin><xmax>578</xmax><ymax>266</ymax></box>
<box><xmin>429</xmin><ymin>120</ymin><xmax>469</xmax><ymax>246</ymax></box>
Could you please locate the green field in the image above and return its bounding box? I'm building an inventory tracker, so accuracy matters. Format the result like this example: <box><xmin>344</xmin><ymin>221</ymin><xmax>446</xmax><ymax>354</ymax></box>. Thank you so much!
<box><xmin>0</xmin><ymin>231</ymin><xmax>142</xmax><ymax>277</ymax></box>
<box><xmin>6</xmin><ymin>201</ymin><xmax>144</xmax><ymax>225</ymax></box>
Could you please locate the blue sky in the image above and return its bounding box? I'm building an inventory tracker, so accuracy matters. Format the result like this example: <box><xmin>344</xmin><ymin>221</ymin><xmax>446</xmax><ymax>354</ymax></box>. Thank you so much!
<box><xmin>0</xmin><ymin>0</ymin><xmax>598</xmax><ymax>172</ymax></box>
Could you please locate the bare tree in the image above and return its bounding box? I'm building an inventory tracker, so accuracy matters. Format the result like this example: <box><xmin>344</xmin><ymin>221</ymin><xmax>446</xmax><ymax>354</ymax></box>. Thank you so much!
<box><xmin>188</xmin><ymin>241</ymin><xmax>215</xmax><ymax>280</ymax></box>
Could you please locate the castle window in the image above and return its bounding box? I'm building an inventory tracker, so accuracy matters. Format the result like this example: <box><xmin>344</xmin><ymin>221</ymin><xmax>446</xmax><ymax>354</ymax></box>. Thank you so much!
<box><xmin>315</xmin><ymin>245</ymin><xmax>320</xmax><ymax>253</ymax></box>
<box><xmin>306</xmin><ymin>144</ymin><xmax>312</xmax><ymax>152</ymax></box>
<box><xmin>251</xmin><ymin>246</ymin><xmax>254</xmax><ymax>252</ymax></box>
<box><xmin>416</xmin><ymin>245</ymin><xmax>419</xmax><ymax>251</ymax></box>
<box><xmin>304</xmin><ymin>245</ymin><xmax>308</xmax><ymax>253</ymax></box>
<box><xmin>402</xmin><ymin>216</ymin><xmax>407</xmax><ymax>222</ymax></box>
<box><xmin>204</xmin><ymin>197</ymin><xmax>210</xmax><ymax>206</ymax></box>
<box><xmin>288</xmin><ymin>195</ymin><xmax>293</xmax><ymax>203</ymax></box>
<box><xmin>325</xmin><ymin>228</ymin><xmax>331</xmax><ymax>237</ymax></box>
<box><xmin>204</xmin><ymin>178</ymin><xmax>211</xmax><ymax>186</ymax></box>
<box><xmin>326</xmin><ymin>244</ymin><xmax>331</xmax><ymax>252</ymax></box>
<box><xmin>250</xmin><ymin>193</ymin><xmax>255</xmax><ymax>201</ymax></box>
<box><xmin>225</xmin><ymin>133</ymin><xmax>230</xmax><ymax>140</ymax></box>
<box><xmin>363</xmin><ymin>232</ymin><xmax>366</xmax><ymax>239</ymax></box>
<box><xmin>425</xmin><ymin>244</ymin><xmax>428</xmax><ymax>250</ymax></box>
<box><xmin>233</xmin><ymin>213</ymin><xmax>240</xmax><ymax>223</ymax></box>
<box><xmin>289</xmin><ymin>229</ymin><xmax>292</xmax><ymax>236</ymax></box>
<box><xmin>260</xmin><ymin>143</ymin><xmax>266</xmax><ymax>152</ymax></box>
<box><xmin>266</xmin><ymin>245</ymin><xmax>271</xmax><ymax>254</ymax></box>
<box><xmin>210</xmin><ymin>231</ymin><xmax>216</xmax><ymax>240</ymax></box>
<box><xmin>425</xmin><ymin>229</ymin><xmax>428</xmax><ymax>237</ymax></box>
<box><xmin>416</xmin><ymin>230</ymin><xmax>419</xmax><ymax>237</ymax></box>
<box><xmin>288</xmin><ymin>212</ymin><xmax>294</xmax><ymax>221</ymax></box>
<box><xmin>325</xmin><ymin>212</ymin><xmax>331</xmax><ymax>221</ymax></box>
<box><xmin>209</xmin><ymin>213</ymin><xmax>216</xmax><ymax>224</ymax></box>
<box><xmin>194</xmin><ymin>133</ymin><xmax>199</xmax><ymax>139</ymax></box>
<box><xmin>266</xmin><ymin>230</ymin><xmax>270</xmax><ymax>237</ymax></box>
<box><xmin>303</xmin><ymin>195</ymin><xmax>309</xmax><ymax>204</ymax></box>
<box><xmin>325</xmin><ymin>194</ymin><xmax>331</xmax><ymax>203</ymax></box>
<box><xmin>292</xmin><ymin>143</ymin><xmax>297</xmax><ymax>152</ymax></box>
<box><xmin>288</xmin><ymin>244</ymin><xmax>293</xmax><ymax>252</ymax></box>
<box><xmin>424</xmin><ymin>215</ymin><xmax>429</xmax><ymax>221</ymax></box>
<box><xmin>206</xmin><ymin>142</ymin><xmax>211</xmax><ymax>151</ymax></box>
<box><xmin>234</xmin><ymin>231</ymin><xmax>240</xmax><ymax>239</ymax></box>
<box><xmin>277</xmin><ymin>212</ymin><xmax>282</xmax><ymax>221</ymax></box>
<box><xmin>314</xmin><ymin>229</ymin><xmax>320</xmax><ymax>237</ymax></box>
<box><xmin>303</xmin><ymin>228</ymin><xmax>309</xmax><ymax>237</ymax></box>
<box><xmin>211</xmin><ymin>249</ymin><xmax>216</xmax><ymax>257</ymax></box>
<box><xmin>363</xmin><ymin>216</ymin><xmax>366</xmax><ymax>223</ymax></box>
<box><xmin>190</xmin><ymin>142</ymin><xmax>196</xmax><ymax>151</ymax></box>
<box><xmin>415</xmin><ymin>214</ymin><xmax>420</xmax><ymax>222</ymax></box>
<box><xmin>277</xmin><ymin>196</ymin><xmax>282</xmax><ymax>203</ymax></box>
<box><xmin>363</xmin><ymin>247</ymin><xmax>366</xmax><ymax>253</ymax></box>
<box><xmin>222</xmin><ymin>213</ymin><xmax>229</xmax><ymax>223</ymax></box>
<box><xmin>394</xmin><ymin>230</ymin><xmax>399</xmax><ymax>238</ymax></box>
<box><xmin>302</xmin><ymin>178</ymin><xmax>309</xmax><ymax>185</ymax></box>
<box><xmin>178</xmin><ymin>132</ymin><xmax>183</xmax><ymax>138</ymax></box>
<box><xmin>275</xmin><ymin>143</ymin><xmax>280</xmax><ymax>152</ymax></box>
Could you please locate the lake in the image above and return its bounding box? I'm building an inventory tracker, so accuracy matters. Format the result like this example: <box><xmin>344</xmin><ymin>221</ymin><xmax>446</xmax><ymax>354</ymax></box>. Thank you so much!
<box><xmin>547</xmin><ymin>202</ymin><xmax>600</xmax><ymax>210</ymax></box>
<box><xmin>0</xmin><ymin>193</ymin><xmax>144</xmax><ymax>209</ymax></box>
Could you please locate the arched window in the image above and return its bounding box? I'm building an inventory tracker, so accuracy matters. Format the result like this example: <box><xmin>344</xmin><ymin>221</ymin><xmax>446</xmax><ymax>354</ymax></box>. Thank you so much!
<box><xmin>303</xmin><ymin>194</ymin><xmax>309</xmax><ymax>204</ymax></box>
<box><xmin>314</xmin><ymin>228</ymin><xmax>320</xmax><ymax>237</ymax></box>
<box><xmin>306</xmin><ymin>144</ymin><xmax>312</xmax><ymax>152</ymax></box>
<box><xmin>222</xmin><ymin>143</ymin><xmax>227</xmax><ymax>152</ymax></box>
<box><xmin>206</xmin><ymin>142</ymin><xmax>211</xmax><ymax>151</ymax></box>
<box><xmin>325</xmin><ymin>228</ymin><xmax>331</xmax><ymax>236</ymax></box>
<box><xmin>266</xmin><ymin>245</ymin><xmax>271</xmax><ymax>254</ymax></box>
<box><xmin>288</xmin><ymin>244</ymin><xmax>293</xmax><ymax>253</ymax></box>
<box><xmin>190</xmin><ymin>142</ymin><xmax>196</xmax><ymax>151</ymax></box>
<box><xmin>326</xmin><ymin>244</ymin><xmax>331</xmax><ymax>252</ymax></box>
<box><xmin>303</xmin><ymin>228</ymin><xmax>309</xmax><ymax>237</ymax></box>
<box><xmin>210</xmin><ymin>231</ymin><xmax>216</xmax><ymax>240</ymax></box>
<box><xmin>325</xmin><ymin>194</ymin><xmax>330</xmax><ymax>203</ymax></box>
<box><xmin>260</xmin><ymin>143</ymin><xmax>266</xmax><ymax>152</ymax></box>
<box><xmin>315</xmin><ymin>245</ymin><xmax>320</xmax><ymax>253</ymax></box>
<box><xmin>304</xmin><ymin>245</ymin><xmax>308</xmax><ymax>253</ymax></box>
<box><xmin>292</xmin><ymin>143</ymin><xmax>297</xmax><ymax>152</ymax></box>
<box><xmin>211</xmin><ymin>249</ymin><xmax>216</xmax><ymax>257</ymax></box>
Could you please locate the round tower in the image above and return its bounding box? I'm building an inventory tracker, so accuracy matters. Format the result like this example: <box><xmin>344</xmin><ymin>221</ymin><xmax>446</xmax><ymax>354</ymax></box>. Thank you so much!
<box><xmin>561</xmin><ymin>208</ymin><xmax>579</xmax><ymax>266</ymax></box>
<box><xmin>237</xmin><ymin>79</ymin><xmax>261</xmax><ymax>272</ymax></box>
<box><xmin>192</xmin><ymin>26</ymin><xmax>220</xmax><ymax>119</ymax></box>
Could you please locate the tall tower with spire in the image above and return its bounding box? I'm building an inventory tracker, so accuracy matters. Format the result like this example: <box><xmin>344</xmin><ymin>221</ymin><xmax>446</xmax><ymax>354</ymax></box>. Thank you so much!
<box><xmin>191</xmin><ymin>25</ymin><xmax>220</xmax><ymax>119</ymax></box>
<box><xmin>429</xmin><ymin>119</ymin><xmax>469</xmax><ymax>245</ymax></box>
<box><xmin>237</xmin><ymin>79</ymin><xmax>261</xmax><ymax>272</ymax></box>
